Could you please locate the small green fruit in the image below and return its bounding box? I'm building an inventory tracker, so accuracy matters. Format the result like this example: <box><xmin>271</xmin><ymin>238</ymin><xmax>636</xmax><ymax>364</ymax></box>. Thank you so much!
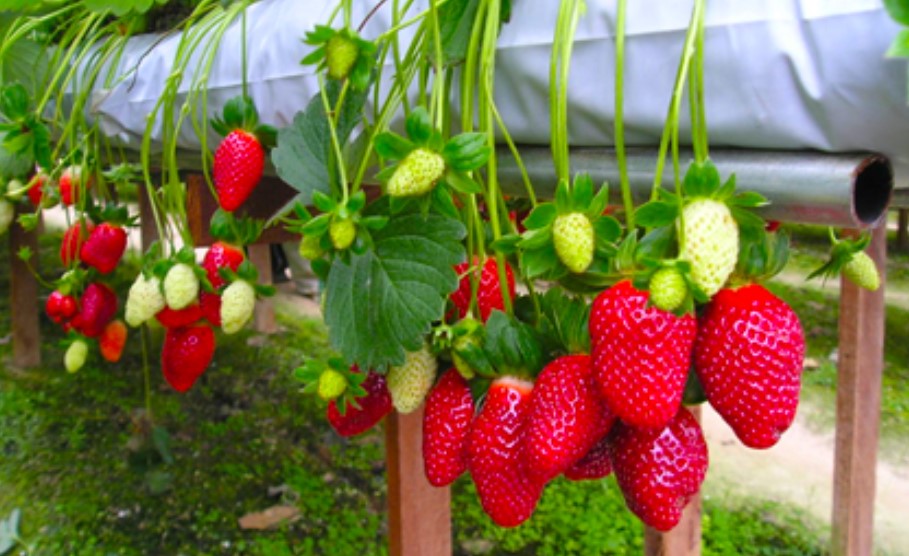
<box><xmin>65</xmin><ymin>339</ymin><xmax>89</xmax><ymax>373</ymax></box>
<box><xmin>649</xmin><ymin>267</ymin><xmax>687</xmax><ymax>312</ymax></box>
<box><xmin>318</xmin><ymin>368</ymin><xmax>348</xmax><ymax>401</ymax></box>
<box><xmin>387</xmin><ymin>148</ymin><xmax>446</xmax><ymax>197</ymax></box>
<box><xmin>299</xmin><ymin>234</ymin><xmax>324</xmax><ymax>260</ymax></box>
<box><xmin>843</xmin><ymin>251</ymin><xmax>880</xmax><ymax>291</ymax></box>
<box><xmin>326</xmin><ymin>34</ymin><xmax>359</xmax><ymax>81</ymax></box>
<box><xmin>552</xmin><ymin>212</ymin><xmax>595</xmax><ymax>274</ymax></box>
<box><xmin>329</xmin><ymin>218</ymin><xmax>356</xmax><ymax>250</ymax></box>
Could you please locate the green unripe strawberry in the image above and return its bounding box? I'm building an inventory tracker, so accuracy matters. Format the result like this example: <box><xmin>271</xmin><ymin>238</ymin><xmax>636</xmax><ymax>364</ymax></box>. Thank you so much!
<box><xmin>0</xmin><ymin>199</ymin><xmax>14</xmax><ymax>234</ymax></box>
<box><xmin>552</xmin><ymin>212</ymin><xmax>595</xmax><ymax>274</ymax></box>
<box><xmin>164</xmin><ymin>263</ymin><xmax>200</xmax><ymax>310</ymax></box>
<box><xmin>650</xmin><ymin>267</ymin><xmax>687</xmax><ymax>312</ymax></box>
<box><xmin>387</xmin><ymin>148</ymin><xmax>446</xmax><ymax>197</ymax></box>
<box><xmin>318</xmin><ymin>368</ymin><xmax>347</xmax><ymax>401</ymax></box>
<box><xmin>387</xmin><ymin>344</ymin><xmax>438</xmax><ymax>414</ymax></box>
<box><xmin>329</xmin><ymin>218</ymin><xmax>356</xmax><ymax>250</ymax></box>
<box><xmin>125</xmin><ymin>274</ymin><xmax>166</xmax><ymax>327</ymax></box>
<box><xmin>326</xmin><ymin>34</ymin><xmax>359</xmax><ymax>81</ymax></box>
<box><xmin>65</xmin><ymin>339</ymin><xmax>89</xmax><ymax>373</ymax></box>
<box><xmin>299</xmin><ymin>234</ymin><xmax>324</xmax><ymax>260</ymax></box>
<box><xmin>678</xmin><ymin>199</ymin><xmax>738</xmax><ymax>297</ymax></box>
<box><xmin>843</xmin><ymin>251</ymin><xmax>880</xmax><ymax>291</ymax></box>
<box><xmin>220</xmin><ymin>279</ymin><xmax>256</xmax><ymax>334</ymax></box>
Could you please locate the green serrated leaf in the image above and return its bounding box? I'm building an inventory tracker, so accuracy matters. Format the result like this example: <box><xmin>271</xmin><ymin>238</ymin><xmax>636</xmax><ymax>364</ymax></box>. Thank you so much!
<box><xmin>0</xmin><ymin>84</ymin><xmax>29</xmax><ymax>120</ymax></box>
<box><xmin>311</xmin><ymin>190</ymin><xmax>338</xmax><ymax>213</ymax></box>
<box><xmin>323</xmin><ymin>211</ymin><xmax>466</xmax><ymax>370</ymax></box>
<box><xmin>636</xmin><ymin>225</ymin><xmax>675</xmax><ymax>262</ymax></box>
<box><xmin>682</xmin><ymin>160</ymin><xmax>721</xmax><ymax>198</ymax></box>
<box><xmin>571</xmin><ymin>174</ymin><xmax>595</xmax><ymax>211</ymax></box>
<box><xmin>635</xmin><ymin>201</ymin><xmax>678</xmax><ymax>228</ymax></box>
<box><xmin>483</xmin><ymin>311</ymin><xmax>543</xmax><ymax>376</ymax></box>
<box><xmin>405</xmin><ymin>106</ymin><xmax>434</xmax><ymax>145</ymax></box>
<box><xmin>885</xmin><ymin>0</ymin><xmax>909</xmax><ymax>26</ymax></box>
<box><xmin>733</xmin><ymin>191</ymin><xmax>769</xmax><ymax>208</ymax></box>
<box><xmin>887</xmin><ymin>28</ymin><xmax>909</xmax><ymax>58</ymax></box>
<box><xmin>521</xmin><ymin>243</ymin><xmax>559</xmax><ymax>278</ymax></box>
<box><xmin>442</xmin><ymin>132</ymin><xmax>489</xmax><ymax>171</ymax></box>
<box><xmin>444</xmin><ymin>169</ymin><xmax>483</xmax><ymax>194</ymax></box>
<box><xmin>522</xmin><ymin>203</ymin><xmax>556</xmax><ymax>230</ymax></box>
<box><xmin>374</xmin><ymin>132</ymin><xmax>414</xmax><ymax>160</ymax></box>
<box><xmin>593</xmin><ymin>215</ymin><xmax>622</xmax><ymax>243</ymax></box>
<box><xmin>555</xmin><ymin>179</ymin><xmax>571</xmax><ymax>211</ymax></box>
<box><xmin>434</xmin><ymin>0</ymin><xmax>481</xmax><ymax>66</ymax></box>
<box><xmin>588</xmin><ymin>182</ymin><xmax>610</xmax><ymax>217</ymax></box>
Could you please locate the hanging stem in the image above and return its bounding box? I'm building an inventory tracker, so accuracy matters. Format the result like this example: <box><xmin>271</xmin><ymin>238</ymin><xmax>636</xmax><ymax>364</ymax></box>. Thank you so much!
<box><xmin>614</xmin><ymin>0</ymin><xmax>635</xmax><ymax>230</ymax></box>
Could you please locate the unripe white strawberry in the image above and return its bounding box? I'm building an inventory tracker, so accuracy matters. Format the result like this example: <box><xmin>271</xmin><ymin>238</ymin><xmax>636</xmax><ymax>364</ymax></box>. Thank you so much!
<box><xmin>387</xmin><ymin>148</ymin><xmax>446</xmax><ymax>197</ymax></box>
<box><xmin>220</xmin><ymin>279</ymin><xmax>256</xmax><ymax>334</ymax></box>
<box><xmin>552</xmin><ymin>212</ymin><xmax>595</xmax><ymax>274</ymax></box>
<box><xmin>843</xmin><ymin>251</ymin><xmax>880</xmax><ymax>291</ymax></box>
<box><xmin>650</xmin><ymin>267</ymin><xmax>687</xmax><ymax>312</ymax></box>
<box><xmin>678</xmin><ymin>199</ymin><xmax>738</xmax><ymax>297</ymax></box>
<box><xmin>163</xmin><ymin>263</ymin><xmax>199</xmax><ymax>310</ymax></box>
<box><xmin>0</xmin><ymin>199</ymin><xmax>14</xmax><ymax>234</ymax></box>
<box><xmin>65</xmin><ymin>339</ymin><xmax>89</xmax><ymax>373</ymax></box>
<box><xmin>387</xmin><ymin>344</ymin><xmax>438</xmax><ymax>414</ymax></box>
<box><xmin>125</xmin><ymin>274</ymin><xmax>166</xmax><ymax>327</ymax></box>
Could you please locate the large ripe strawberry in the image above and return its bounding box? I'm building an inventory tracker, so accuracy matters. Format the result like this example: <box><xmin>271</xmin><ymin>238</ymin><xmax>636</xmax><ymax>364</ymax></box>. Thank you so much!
<box><xmin>387</xmin><ymin>344</ymin><xmax>437</xmax><ymax>414</ymax></box>
<box><xmin>99</xmin><ymin>319</ymin><xmax>127</xmax><ymax>363</ymax></box>
<box><xmin>423</xmin><ymin>368</ymin><xmax>474</xmax><ymax>487</ymax></box>
<box><xmin>61</xmin><ymin>221</ymin><xmax>95</xmax><ymax>266</ymax></box>
<box><xmin>678</xmin><ymin>198</ymin><xmax>739</xmax><ymax>297</ymax></box>
<box><xmin>590</xmin><ymin>280</ymin><xmax>696</xmax><ymax>429</ymax></box>
<box><xmin>156</xmin><ymin>303</ymin><xmax>204</xmax><ymax>329</ymax></box>
<box><xmin>162</xmin><ymin>324</ymin><xmax>216</xmax><ymax>393</ymax></box>
<box><xmin>71</xmin><ymin>282</ymin><xmax>118</xmax><ymax>338</ymax></box>
<box><xmin>467</xmin><ymin>376</ymin><xmax>543</xmax><ymax>528</ymax></box>
<box><xmin>450</xmin><ymin>257</ymin><xmax>515</xmax><ymax>323</ymax></box>
<box><xmin>80</xmin><ymin>222</ymin><xmax>127</xmax><ymax>274</ymax></box>
<box><xmin>609</xmin><ymin>408</ymin><xmax>708</xmax><ymax>531</ymax></box>
<box><xmin>326</xmin><ymin>371</ymin><xmax>393</xmax><ymax>437</ymax></box>
<box><xmin>564</xmin><ymin>435</ymin><xmax>613</xmax><ymax>481</ymax></box>
<box><xmin>525</xmin><ymin>354</ymin><xmax>614</xmax><ymax>483</ymax></box>
<box><xmin>213</xmin><ymin>130</ymin><xmax>265</xmax><ymax>212</ymax></box>
<box><xmin>200</xmin><ymin>241</ymin><xmax>245</xmax><ymax>325</ymax></box>
<box><xmin>552</xmin><ymin>212</ymin><xmax>595</xmax><ymax>274</ymax></box>
<box><xmin>694</xmin><ymin>283</ymin><xmax>805</xmax><ymax>449</ymax></box>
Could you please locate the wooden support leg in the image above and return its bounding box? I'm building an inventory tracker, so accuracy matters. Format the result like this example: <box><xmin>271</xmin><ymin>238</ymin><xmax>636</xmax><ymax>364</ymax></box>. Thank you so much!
<box><xmin>247</xmin><ymin>243</ymin><xmax>277</xmax><ymax>334</ymax></box>
<box><xmin>137</xmin><ymin>184</ymin><xmax>159</xmax><ymax>250</ymax></box>
<box><xmin>9</xmin><ymin>210</ymin><xmax>41</xmax><ymax>368</ymax></box>
<box><xmin>897</xmin><ymin>210</ymin><xmax>908</xmax><ymax>252</ymax></box>
<box><xmin>644</xmin><ymin>405</ymin><xmax>702</xmax><ymax>556</ymax></box>
<box><xmin>831</xmin><ymin>224</ymin><xmax>886</xmax><ymax>556</ymax></box>
<box><xmin>386</xmin><ymin>408</ymin><xmax>452</xmax><ymax>556</ymax></box>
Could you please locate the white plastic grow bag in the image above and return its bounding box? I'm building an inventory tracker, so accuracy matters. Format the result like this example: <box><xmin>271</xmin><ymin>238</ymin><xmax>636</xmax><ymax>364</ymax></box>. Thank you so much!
<box><xmin>90</xmin><ymin>0</ymin><xmax>909</xmax><ymax>184</ymax></box>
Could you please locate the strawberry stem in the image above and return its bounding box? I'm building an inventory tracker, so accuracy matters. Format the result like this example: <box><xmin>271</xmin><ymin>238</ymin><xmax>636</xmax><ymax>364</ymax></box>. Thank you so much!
<box><xmin>614</xmin><ymin>0</ymin><xmax>635</xmax><ymax>231</ymax></box>
<box><xmin>317</xmin><ymin>74</ymin><xmax>350</xmax><ymax>204</ymax></box>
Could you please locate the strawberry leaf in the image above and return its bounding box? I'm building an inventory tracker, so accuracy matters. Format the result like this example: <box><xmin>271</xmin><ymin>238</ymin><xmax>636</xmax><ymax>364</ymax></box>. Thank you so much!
<box><xmin>405</xmin><ymin>107</ymin><xmax>434</xmax><ymax>145</ymax></box>
<box><xmin>682</xmin><ymin>159</ymin><xmax>721</xmax><ymax>198</ymax></box>
<box><xmin>523</xmin><ymin>203</ymin><xmax>556</xmax><ymax>230</ymax></box>
<box><xmin>374</xmin><ymin>132</ymin><xmax>414</xmax><ymax>160</ymax></box>
<box><xmin>323</xmin><ymin>210</ymin><xmax>466</xmax><ymax>371</ymax></box>
<box><xmin>441</xmin><ymin>132</ymin><xmax>489</xmax><ymax>171</ymax></box>
<box><xmin>634</xmin><ymin>201</ymin><xmax>678</xmax><ymax>228</ymax></box>
<box><xmin>483</xmin><ymin>311</ymin><xmax>544</xmax><ymax>377</ymax></box>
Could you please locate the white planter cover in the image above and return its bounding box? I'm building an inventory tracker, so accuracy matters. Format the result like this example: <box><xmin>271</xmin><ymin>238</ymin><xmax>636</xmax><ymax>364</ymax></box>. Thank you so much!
<box><xmin>91</xmin><ymin>0</ymin><xmax>909</xmax><ymax>184</ymax></box>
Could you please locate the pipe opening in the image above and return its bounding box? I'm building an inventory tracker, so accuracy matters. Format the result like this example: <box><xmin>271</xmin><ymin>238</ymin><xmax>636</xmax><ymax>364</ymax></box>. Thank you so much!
<box><xmin>853</xmin><ymin>155</ymin><xmax>893</xmax><ymax>226</ymax></box>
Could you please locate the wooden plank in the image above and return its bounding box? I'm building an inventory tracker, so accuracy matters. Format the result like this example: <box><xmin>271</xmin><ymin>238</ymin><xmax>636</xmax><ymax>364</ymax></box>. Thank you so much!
<box><xmin>9</xmin><ymin>209</ymin><xmax>41</xmax><ymax>368</ymax></box>
<box><xmin>897</xmin><ymin>209</ymin><xmax>908</xmax><ymax>252</ymax></box>
<box><xmin>644</xmin><ymin>405</ymin><xmax>702</xmax><ymax>556</ymax></box>
<box><xmin>386</xmin><ymin>408</ymin><xmax>452</xmax><ymax>556</ymax></box>
<box><xmin>137</xmin><ymin>184</ymin><xmax>159</xmax><ymax>250</ymax></box>
<box><xmin>247</xmin><ymin>243</ymin><xmax>277</xmax><ymax>334</ymax></box>
<box><xmin>831</xmin><ymin>224</ymin><xmax>886</xmax><ymax>556</ymax></box>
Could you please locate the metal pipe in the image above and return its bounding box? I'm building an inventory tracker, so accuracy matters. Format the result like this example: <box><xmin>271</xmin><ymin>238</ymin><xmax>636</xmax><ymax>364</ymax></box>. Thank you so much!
<box><xmin>497</xmin><ymin>147</ymin><xmax>893</xmax><ymax>229</ymax></box>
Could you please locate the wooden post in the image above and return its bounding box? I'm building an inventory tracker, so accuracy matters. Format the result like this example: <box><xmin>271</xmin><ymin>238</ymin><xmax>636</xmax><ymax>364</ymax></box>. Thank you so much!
<box><xmin>644</xmin><ymin>405</ymin><xmax>702</xmax><ymax>556</ymax></box>
<box><xmin>137</xmin><ymin>183</ymin><xmax>159</xmax><ymax>250</ymax></box>
<box><xmin>831</xmin><ymin>224</ymin><xmax>886</xmax><ymax>556</ymax></box>
<box><xmin>247</xmin><ymin>243</ymin><xmax>277</xmax><ymax>334</ymax></box>
<box><xmin>386</xmin><ymin>408</ymin><xmax>452</xmax><ymax>556</ymax></box>
<box><xmin>9</xmin><ymin>209</ymin><xmax>41</xmax><ymax>368</ymax></box>
<box><xmin>898</xmin><ymin>209</ymin><xmax>908</xmax><ymax>252</ymax></box>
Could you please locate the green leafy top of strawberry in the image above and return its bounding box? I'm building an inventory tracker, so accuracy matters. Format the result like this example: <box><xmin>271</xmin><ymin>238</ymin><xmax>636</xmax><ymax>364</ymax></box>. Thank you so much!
<box><xmin>210</xmin><ymin>95</ymin><xmax>277</xmax><ymax>148</ymax></box>
<box><xmin>218</xmin><ymin>259</ymin><xmax>276</xmax><ymax>298</ymax></box>
<box><xmin>302</xmin><ymin>25</ymin><xmax>377</xmax><ymax>91</ymax></box>
<box><xmin>150</xmin><ymin>246</ymin><xmax>213</xmax><ymax>294</ymax></box>
<box><xmin>509</xmin><ymin>173</ymin><xmax>620</xmax><ymax>285</ymax></box>
<box><xmin>806</xmin><ymin>231</ymin><xmax>873</xmax><ymax>284</ymax></box>
<box><xmin>732</xmin><ymin>227</ymin><xmax>791</xmax><ymax>285</ymax></box>
<box><xmin>294</xmin><ymin>357</ymin><xmax>368</xmax><ymax>415</ymax></box>
<box><xmin>374</xmin><ymin>106</ymin><xmax>489</xmax><ymax>212</ymax></box>
<box><xmin>208</xmin><ymin>208</ymin><xmax>263</xmax><ymax>246</ymax></box>
<box><xmin>0</xmin><ymin>83</ymin><xmax>52</xmax><ymax>170</ymax></box>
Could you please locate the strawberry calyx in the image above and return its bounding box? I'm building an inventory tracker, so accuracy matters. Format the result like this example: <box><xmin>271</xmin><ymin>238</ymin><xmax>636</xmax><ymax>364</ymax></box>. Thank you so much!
<box><xmin>208</xmin><ymin>209</ymin><xmax>263</xmax><ymax>247</ymax></box>
<box><xmin>219</xmin><ymin>260</ymin><xmax>275</xmax><ymax>298</ymax></box>
<box><xmin>210</xmin><ymin>95</ymin><xmax>277</xmax><ymax>149</ymax></box>
<box><xmin>295</xmin><ymin>357</ymin><xmax>368</xmax><ymax>411</ymax></box>
<box><xmin>806</xmin><ymin>231</ymin><xmax>879</xmax><ymax>290</ymax></box>
<box><xmin>302</xmin><ymin>25</ymin><xmax>377</xmax><ymax>91</ymax></box>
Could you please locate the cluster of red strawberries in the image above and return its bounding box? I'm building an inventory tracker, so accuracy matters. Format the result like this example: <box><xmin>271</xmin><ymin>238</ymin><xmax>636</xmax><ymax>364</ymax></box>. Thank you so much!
<box><xmin>318</xmin><ymin>254</ymin><xmax>804</xmax><ymax>531</ymax></box>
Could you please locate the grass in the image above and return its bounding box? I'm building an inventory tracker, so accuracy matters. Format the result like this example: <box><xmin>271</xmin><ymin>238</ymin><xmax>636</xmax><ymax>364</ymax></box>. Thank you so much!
<box><xmin>0</xmin><ymin>228</ymin><xmax>847</xmax><ymax>555</ymax></box>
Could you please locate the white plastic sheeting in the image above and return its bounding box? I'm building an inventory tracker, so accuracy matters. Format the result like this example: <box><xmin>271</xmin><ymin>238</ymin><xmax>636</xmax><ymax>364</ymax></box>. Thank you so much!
<box><xmin>91</xmin><ymin>0</ymin><xmax>909</xmax><ymax>183</ymax></box>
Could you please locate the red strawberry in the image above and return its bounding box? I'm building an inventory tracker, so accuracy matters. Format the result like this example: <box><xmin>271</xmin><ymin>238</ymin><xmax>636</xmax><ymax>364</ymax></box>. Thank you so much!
<box><xmin>27</xmin><ymin>173</ymin><xmax>47</xmax><ymax>206</ymax></box>
<box><xmin>80</xmin><ymin>222</ymin><xmax>127</xmax><ymax>274</ymax></box>
<box><xmin>61</xmin><ymin>221</ymin><xmax>95</xmax><ymax>266</ymax></box>
<box><xmin>326</xmin><ymin>371</ymin><xmax>393</xmax><ymax>437</ymax></box>
<box><xmin>156</xmin><ymin>303</ymin><xmax>204</xmax><ymax>328</ymax></box>
<box><xmin>609</xmin><ymin>408</ymin><xmax>708</xmax><ymax>531</ymax></box>
<box><xmin>99</xmin><ymin>319</ymin><xmax>128</xmax><ymax>363</ymax></box>
<box><xmin>59</xmin><ymin>166</ymin><xmax>89</xmax><ymax>206</ymax></box>
<box><xmin>199</xmin><ymin>241</ymin><xmax>245</xmax><ymax>325</ymax></box>
<box><xmin>564</xmin><ymin>435</ymin><xmax>613</xmax><ymax>481</ymax></box>
<box><xmin>694</xmin><ymin>284</ymin><xmax>805</xmax><ymax>449</ymax></box>
<box><xmin>423</xmin><ymin>368</ymin><xmax>474</xmax><ymax>487</ymax></box>
<box><xmin>71</xmin><ymin>282</ymin><xmax>117</xmax><ymax>338</ymax></box>
<box><xmin>466</xmin><ymin>376</ymin><xmax>542</xmax><ymax>528</ymax></box>
<box><xmin>590</xmin><ymin>280</ymin><xmax>696</xmax><ymax>428</ymax></box>
<box><xmin>162</xmin><ymin>324</ymin><xmax>216</xmax><ymax>392</ymax></box>
<box><xmin>213</xmin><ymin>130</ymin><xmax>265</xmax><ymax>212</ymax></box>
<box><xmin>450</xmin><ymin>257</ymin><xmax>515</xmax><ymax>323</ymax></box>
<box><xmin>525</xmin><ymin>354</ymin><xmax>615</xmax><ymax>483</ymax></box>
<box><xmin>46</xmin><ymin>290</ymin><xmax>78</xmax><ymax>325</ymax></box>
